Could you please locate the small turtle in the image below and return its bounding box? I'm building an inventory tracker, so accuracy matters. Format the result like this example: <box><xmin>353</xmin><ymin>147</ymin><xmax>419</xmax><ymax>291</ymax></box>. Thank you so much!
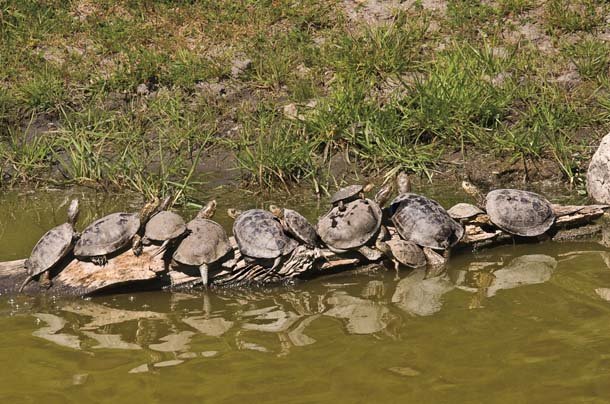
<box><xmin>390</xmin><ymin>173</ymin><xmax>464</xmax><ymax>249</ymax></box>
<box><xmin>462</xmin><ymin>182</ymin><xmax>555</xmax><ymax>237</ymax></box>
<box><xmin>19</xmin><ymin>199</ymin><xmax>80</xmax><ymax>292</ymax></box>
<box><xmin>142</xmin><ymin>196</ymin><xmax>187</xmax><ymax>257</ymax></box>
<box><xmin>317</xmin><ymin>183</ymin><xmax>392</xmax><ymax>260</ymax></box>
<box><xmin>375</xmin><ymin>226</ymin><xmax>425</xmax><ymax>278</ymax></box>
<box><xmin>228</xmin><ymin>208</ymin><xmax>298</xmax><ymax>269</ymax></box>
<box><xmin>330</xmin><ymin>183</ymin><xmax>374</xmax><ymax>210</ymax></box>
<box><xmin>173</xmin><ymin>200</ymin><xmax>231</xmax><ymax>287</ymax></box>
<box><xmin>74</xmin><ymin>199</ymin><xmax>161</xmax><ymax>265</ymax></box>
<box><xmin>447</xmin><ymin>203</ymin><xmax>484</xmax><ymax>221</ymax></box>
<box><xmin>269</xmin><ymin>205</ymin><xmax>318</xmax><ymax>246</ymax></box>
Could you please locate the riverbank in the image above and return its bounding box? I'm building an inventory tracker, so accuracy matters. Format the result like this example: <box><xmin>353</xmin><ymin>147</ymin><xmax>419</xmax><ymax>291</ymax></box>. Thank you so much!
<box><xmin>2</xmin><ymin>1</ymin><xmax>610</xmax><ymax>198</ymax></box>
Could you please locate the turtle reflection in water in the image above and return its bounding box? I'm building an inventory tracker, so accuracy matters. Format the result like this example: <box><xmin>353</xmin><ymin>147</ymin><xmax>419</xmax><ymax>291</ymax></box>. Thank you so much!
<box><xmin>465</xmin><ymin>254</ymin><xmax>558</xmax><ymax>309</ymax></box>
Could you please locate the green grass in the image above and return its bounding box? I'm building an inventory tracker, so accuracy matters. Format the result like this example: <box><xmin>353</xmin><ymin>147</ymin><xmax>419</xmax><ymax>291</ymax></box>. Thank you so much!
<box><xmin>1</xmin><ymin>0</ymin><xmax>610</xmax><ymax>194</ymax></box>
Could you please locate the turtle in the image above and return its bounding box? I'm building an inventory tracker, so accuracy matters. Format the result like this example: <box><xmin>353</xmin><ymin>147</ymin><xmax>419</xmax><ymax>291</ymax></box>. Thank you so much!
<box><xmin>228</xmin><ymin>208</ymin><xmax>299</xmax><ymax>269</ymax></box>
<box><xmin>269</xmin><ymin>205</ymin><xmax>318</xmax><ymax>246</ymax></box>
<box><xmin>447</xmin><ymin>203</ymin><xmax>484</xmax><ymax>222</ymax></box>
<box><xmin>19</xmin><ymin>199</ymin><xmax>80</xmax><ymax>292</ymax></box>
<box><xmin>142</xmin><ymin>196</ymin><xmax>187</xmax><ymax>257</ymax></box>
<box><xmin>74</xmin><ymin>198</ymin><xmax>161</xmax><ymax>265</ymax></box>
<box><xmin>461</xmin><ymin>181</ymin><xmax>555</xmax><ymax>237</ymax></box>
<box><xmin>172</xmin><ymin>200</ymin><xmax>232</xmax><ymax>287</ymax></box>
<box><xmin>317</xmin><ymin>183</ymin><xmax>392</xmax><ymax>261</ymax></box>
<box><xmin>330</xmin><ymin>183</ymin><xmax>374</xmax><ymax>210</ymax></box>
<box><xmin>390</xmin><ymin>174</ymin><xmax>464</xmax><ymax>250</ymax></box>
<box><xmin>374</xmin><ymin>225</ymin><xmax>425</xmax><ymax>279</ymax></box>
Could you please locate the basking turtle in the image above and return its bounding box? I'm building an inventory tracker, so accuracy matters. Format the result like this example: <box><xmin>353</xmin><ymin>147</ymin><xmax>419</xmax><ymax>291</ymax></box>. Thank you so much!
<box><xmin>269</xmin><ymin>205</ymin><xmax>318</xmax><ymax>246</ymax></box>
<box><xmin>461</xmin><ymin>182</ymin><xmax>555</xmax><ymax>237</ymax></box>
<box><xmin>19</xmin><ymin>199</ymin><xmax>80</xmax><ymax>292</ymax></box>
<box><xmin>142</xmin><ymin>196</ymin><xmax>187</xmax><ymax>256</ymax></box>
<box><xmin>447</xmin><ymin>203</ymin><xmax>484</xmax><ymax>222</ymax></box>
<box><xmin>330</xmin><ymin>183</ymin><xmax>374</xmax><ymax>210</ymax></box>
<box><xmin>390</xmin><ymin>174</ymin><xmax>464</xmax><ymax>250</ymax></box>
<box><xmin>317</xmin><ymin>183</ymin><xmax>392</xmax><ymax>260</ymax></box>
<box><xmin>74</xmin><ymin>199</ymin><xmax>161</xmax><ymax>265</ymax></box>
<box><xmin>173</xmin><ymin>200</ymin><xmax>231</xmax><ymax>287</ymax></box>
<box><xmin>228</xmin><ymin>208</ymin><xmax>298</xmax><ymax>269</ymax></box>
<box><xmin>375</xmin><ymin>226</ymin><xmax>425</xmax><ymax>278</ymax></box>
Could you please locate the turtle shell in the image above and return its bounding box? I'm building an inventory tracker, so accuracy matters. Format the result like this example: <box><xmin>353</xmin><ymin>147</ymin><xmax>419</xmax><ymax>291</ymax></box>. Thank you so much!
<box><xmin>284</xmin><ymin>209</ymin><xmax>318</xmax><ymax>246</ymax></box>
<box><xmin>391</xmin><ymin>193</ymin><xmax>464</xmax><ymax>249</ymax></box>
<box><xmin>387</xmin><ymin>239</ymin><xmax>426</xmax><ymax>268</ymax></box>
<box><xmin>173</xmin><ymin>218</ymin><xmax>231</xmax><ymax>266</ymax></box>
<box><xmin>317</xmin><ymin>198</ymin><xmax>382</xmax><ymax>250</ymax></box>
<box><xmin>330</xmin><ymin>184</ymin><xmax>363</xmax><ymax>205</ymax></box>
<box><xmin>145</xmin><ymin>211</ymin><xmax>186</xmax><ymax>241</ymax></box>
<box><xmin>233</xmin><ymin>209</ymin><xmax>298</xmax><ymax>259</ymax></box>
<box><xmin>447</xmin><ymin>203</ymin><xmax>484</xmax><ymax>219</ymax></box>
<box><xmin>26</xmin><ymin>223</ymin><xmax>75</xmax><ymax>276</ymax></box>
<box><xmin>74</xmin><ymin>212</ymin><xmax>140</xmax><ymax>257</ymax></box>
<box><xmin>485</xmin><ymin>189</ymin><xmax>555</xmax><ymax>237</ymax></box>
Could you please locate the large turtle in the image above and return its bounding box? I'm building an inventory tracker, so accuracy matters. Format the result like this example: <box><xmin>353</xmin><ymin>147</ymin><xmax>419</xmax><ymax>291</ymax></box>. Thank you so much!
<box><xmin>74</xmin><ymin>199</ymin><xmax>161</xmax><ymax>265</ymax></box>
<box><xmin>173</xmin><ymin>200</ymin><xmax>232</xmax><ymax>287</ymax></box>
<box><xmin>317</xmin><ymin>183</ymin><xmax>392</xmax><ymax>260</ymax></box>
<box><xmin>390</xmin><ymin>173</ymin><xmax>464</xmax><ymax>249</ymax></box>
<box><xmin>461</xmin><ymin>181</ymin><xmax>555</xmax><ymax>237</ymax></box>
<box><xmin>142</xmin><ymin>196</ymin><xmax>187</xmax><ymax>257</ymax></box>
<box><xmin>19</xmin><ymin>199</ymin><xmax>80</xmax><ymax>292</ymax></box>
<box><xmin>228</xmin><ymin>208</ymin><xmax>298</xmax><ymax>269</ymax></box>
<box><xmin>269</xmin><ymin>205</ymin><xmax>318</xmax><ymax>247</ymax></box>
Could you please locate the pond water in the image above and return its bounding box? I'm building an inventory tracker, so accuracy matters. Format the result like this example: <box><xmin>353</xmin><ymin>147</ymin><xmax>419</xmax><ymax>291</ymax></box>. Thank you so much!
<box><xmin>1</xmin><ymin>185</ymin><xmax>610</xmax><ymax>403</ymax></box>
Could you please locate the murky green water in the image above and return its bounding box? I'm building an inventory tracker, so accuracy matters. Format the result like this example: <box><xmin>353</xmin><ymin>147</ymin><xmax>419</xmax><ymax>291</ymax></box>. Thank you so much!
<box><xmin>1</xmin><ymin>185</ymin><xmax>610</xmax><ymax>403</ymax></box>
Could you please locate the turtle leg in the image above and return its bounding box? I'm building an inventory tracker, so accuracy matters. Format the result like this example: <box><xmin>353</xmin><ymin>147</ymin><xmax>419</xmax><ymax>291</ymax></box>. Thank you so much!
<box><xmin>270</xmin><ymin>256</ymin><xmax>282</xmax><ymax>271</ymax></box>
<box><xmin>393</xmin><ymin>259</ymin><xmax>401</xmax><ymax>281</ymax></box>
<box><xmin>357</xmin><ymin>245</ymin><xmax>383</xmax><ymax>261</ymax></box>
<box><xmin>91</xmin><ymin>255</ymin><xmax>107</xmax><ymax>266</ymax></box>
<box><xmin>199</xmin><ymin>263</ymin><xmax>209</xmax><ymax>288</ymax></box>
<box><xmin>39</xmin><ymin>271</ymin><xmax>52</xmax><ymax>289</ymax></box>
<box><xmin>18</xmin><ymin>275</ymin><xmax>34</xmax><ymax>293</ymax></box>
<box><xmin>132</xmin><ymin>234</ymin><xmax>143</xmax><ymax>256</ymax></box>
<box><xmin>151</xmin><ymin>239</ymin><xmax>170</xmax><ymax>258</ymax></box>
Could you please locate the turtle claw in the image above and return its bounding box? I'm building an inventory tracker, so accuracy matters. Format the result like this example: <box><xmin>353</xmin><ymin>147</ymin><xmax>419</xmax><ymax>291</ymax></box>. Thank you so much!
<box><xmin>91</xmin><ymin>256</ymin><xmax>107</xmax><ymax>266</ymax></box>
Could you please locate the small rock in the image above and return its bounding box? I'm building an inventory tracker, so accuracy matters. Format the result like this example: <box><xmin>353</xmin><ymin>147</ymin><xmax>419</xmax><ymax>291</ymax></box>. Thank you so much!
<box><xmin>231</xmin><ymin>57</ymin><xmax>252</xmax><ymax>78</ymax></box>
<box><xmin>200</xmin><ymin>350</ymin><xmax>219</xmax><ymax>357</ymax></box>
<box><xmin>136</xmin><ymin>83</ymin><xmax>149</xmax><ymax>96</ymax></box>
<box><xmin>388</xmin><ymin>366</ymin><xmax>421</xmax><ymax>377</ymax></box>
<box><xmin>283</xmin><ymin>103</ymin><xmax>299</xmax><ymax>120</ymax></box>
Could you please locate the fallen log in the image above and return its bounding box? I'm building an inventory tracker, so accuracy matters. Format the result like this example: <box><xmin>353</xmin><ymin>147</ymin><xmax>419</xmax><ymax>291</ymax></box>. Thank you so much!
<box><xmin>0</xmin><ymin>204</ymin><xmax>608</xmax><ymax>296</ymax></box>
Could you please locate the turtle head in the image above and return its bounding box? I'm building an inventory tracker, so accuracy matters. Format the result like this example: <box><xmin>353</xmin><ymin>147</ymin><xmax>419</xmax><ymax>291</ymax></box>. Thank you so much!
<box><xmin>227</xmin><ymin>208</ymin><xmax>242</xmax><ymax>219</ymax></box>
<box><xmin>67</xmin><ymin>199</ymin><xmax>80</xmax><ymax>226</ymax></box>
<box><xmin>374</xmin><ymin>181</ymin><xmax>395</xmax><ymax>208</ymax></box>
<box><xmin>397</xmin><ymin>172</ymin><xmax>411</xmax><ymax>194</ymax></box>
<box><xmin>269</xmin><ymin>204</ymin><xmax>284</xmax><ymax>219</ymax></box>
<box><xmin>139</xmin><ymin>197</ymin><xmax>161</xmax><ymax>222</ymax></box>
<box><xmin>197</xmin><ymin>200</ymin><xmax>217</xmax><ymax>219</ymax></box>
<box><xmin>461</xmin><ymin>181</ymin><xmax>484</xmax><ymax>205</ymax></box>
